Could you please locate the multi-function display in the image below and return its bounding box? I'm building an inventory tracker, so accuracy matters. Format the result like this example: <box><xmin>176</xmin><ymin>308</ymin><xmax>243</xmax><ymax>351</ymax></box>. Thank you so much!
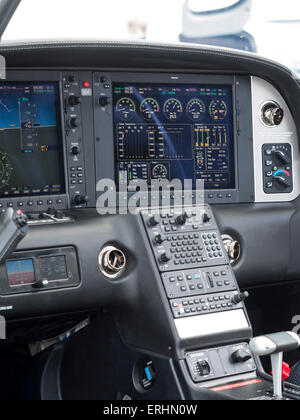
<box><xmin>0</xmin><ymin>82</ymin><xmax>65</xmax><ymax>198</ymax></box>
<box><xmin>113</xmin><ymin>83</ymin><xmax>235</xmax><ymax>190</ymax></box>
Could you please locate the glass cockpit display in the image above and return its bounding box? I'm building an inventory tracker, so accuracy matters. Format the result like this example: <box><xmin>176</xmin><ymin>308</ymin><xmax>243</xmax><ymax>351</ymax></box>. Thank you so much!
<box><xmin>0</xmin><ymin>82</ymin><xmax>65</xmax><ymax>198</ymax></box>
<box><xmin>113</xmin><ymin>83</ymin><xmax>235</xmax><ymax>190</ymax></box>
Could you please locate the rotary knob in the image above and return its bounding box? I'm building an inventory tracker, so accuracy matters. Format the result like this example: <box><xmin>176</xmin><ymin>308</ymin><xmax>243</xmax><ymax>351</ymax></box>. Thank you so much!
<box><xmin>176</xmin><ymin>213</ymin><xmax>188</xmax><ymax>225</ymax></box>
<box><xmin>68</xmin><ymin>95</ymin><xmax>81</xmax><ymax>106</ymax></box>
<box><xmin>148</xmin><ymin>215</ymin><xmax>160</xmax><ymax>227</ymax></box>
<box><xmin>274</xmin><ymin>175</ymin><xmax>290</xmax><ymax>188</ymax></box>
<box><xmin>73</xmin><ymin>194</ymin><xmax>89</xmax><ymax>205</ymax></box>
<box><xmin>159</xmin><ymin>252</ymin><xmax>171</xmax><ymax>264</ymax></box>
<box><xmin>274</xmin><ymin>150</ymin><xmax>290</xmax><ymax>166</ymax></box>
<box><xmin>69</xmin><ymin>117</ymin><xmax>81</xmax><ymax>128</ymax></box>
<box><xmin>99</xmin><ymin>96</ymin><xmax>110</xmax><ymax>107</ymax></box>
<box><xmin>153</xmin><ymin>234</ymin><xmax>166</xmax><ymax>245</ymax></box>
<box><xmin>231</xmin><ymin>349</ymin><xmax>252</xmax><ymax>364</ymax></box>
<box><xmin>203</xmin><ymin>213</ymin><xmax>211</xmax><ymax>224</ymax></box>
<box><xmin>71</xmin><ymin>146</ymin><xmax>80</xmax><ymax>155</ymax></box>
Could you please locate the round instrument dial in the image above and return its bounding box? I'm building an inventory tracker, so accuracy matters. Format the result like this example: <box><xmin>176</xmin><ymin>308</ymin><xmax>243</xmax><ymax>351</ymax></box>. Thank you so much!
<box><xmin>0</xmin><ymin>151</ymin><xmax>13</xmax><ymax>189</ymax></box>
<box><xmin>186</xmin><ymin>99</ymin><xmax>206</xmax><ymax>121</ymax></box>
<box><xmin>163</xmin><ymin>98</ymin><xmax>183</xmax><ymax>121</ymax></box>
<box><xmin>140</xmin><ymin>98</ymin><xmax>160</xmax><ymax>120</ymax></box>
<box><xmin>152</xmin><ymin>164</ymin><xmax>168</xmax><ymax>179</ymax></box>
<box><xmin>116</xmin><ymin>97</ymin><xmax>136</xmax><ymax>120</ymax></box>
<box><xmin>209</xmin><ymin>99</ymin><xmax>228</xmax><ymax>120</ymax></box>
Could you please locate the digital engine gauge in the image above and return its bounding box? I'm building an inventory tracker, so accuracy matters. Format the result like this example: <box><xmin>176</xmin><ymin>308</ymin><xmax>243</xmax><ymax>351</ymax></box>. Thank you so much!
<box><xmin>116</xmin><ymin>97</ymin><xmax>136</xmax><ymax>120</ymax></box>
<box><xmin>209</xmin><ymin>99</ymin><xmax>228</xmax><ymax>120</ymax></box>
<box><xmin>186</xmin><ymin>98</ymin><xmax>206</xmax><ymax>121</ymax></box>
<box><xmin>163</xmin><ymin>98</ymin><xmax>183</xmax><ymax>121</ymax></box>
<box><xmin>140</xmin><ymin>98</ymin><xmax>160</xmax><ymax>120</ymax></box>
<box><xmin>152</xmin><ymin>164</ymin><xmax>169</xmax><ymax>179</ymax></box>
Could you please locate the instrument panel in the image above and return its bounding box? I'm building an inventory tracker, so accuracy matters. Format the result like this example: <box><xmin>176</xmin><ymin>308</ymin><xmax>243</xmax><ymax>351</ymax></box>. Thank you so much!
<box><xmin>0</xmin><ymin>70</ymin><xmax>297</xmax><ymax>214</ymax></box>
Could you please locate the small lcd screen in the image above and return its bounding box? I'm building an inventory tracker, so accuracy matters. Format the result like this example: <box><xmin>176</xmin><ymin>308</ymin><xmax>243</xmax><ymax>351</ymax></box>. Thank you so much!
<box><xmin>0</xmin><ymin>82</ymin><xmax>65</xmax><ymax>198</ymax></box>
<box><xmin>6</xmin><ymin>259</ymin><xmax>35</xmax><ymax>286</ymax></box>
<box><xmin>113</xmin><ymin>83</ymin><xmax>235</xmax><ymax>190</ymax></box>
<box><xmin>39</xmin><ymin>255</ymin><xmax>68</xmax><ymax>281</ymax></box>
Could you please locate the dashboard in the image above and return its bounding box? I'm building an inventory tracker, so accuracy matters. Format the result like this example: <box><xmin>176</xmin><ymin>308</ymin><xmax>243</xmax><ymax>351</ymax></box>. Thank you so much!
<box><xmin>0</xmin><ymin>41</ymin><xmax>299</xmax><ymax>340</ymax></box>
<box><xmin>1</xmin><ymin>41</ymin><xmax>300</xmax><ymax>400</ymax></box>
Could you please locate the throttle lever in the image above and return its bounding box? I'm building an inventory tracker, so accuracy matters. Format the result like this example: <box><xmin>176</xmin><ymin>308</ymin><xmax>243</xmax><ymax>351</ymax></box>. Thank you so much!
<box><xmin>0</xmin><ymin>208</ymin><xmax>28</xmax><ymax>265</ymax></box>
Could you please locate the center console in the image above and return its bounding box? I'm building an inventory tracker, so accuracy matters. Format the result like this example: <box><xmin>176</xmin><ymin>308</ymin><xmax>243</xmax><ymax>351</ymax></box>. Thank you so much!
<box><xmin>141</xmin><ymin>204</ymin><xmax>255</xmax><ymax>391</ymax></box>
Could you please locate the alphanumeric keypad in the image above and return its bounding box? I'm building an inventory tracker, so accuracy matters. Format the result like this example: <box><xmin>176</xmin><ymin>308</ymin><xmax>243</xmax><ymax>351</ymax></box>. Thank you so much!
<box><xmin>170</xmin><ymin>291</ymin><xmax>243</xmax><ymax>318</ymax></box>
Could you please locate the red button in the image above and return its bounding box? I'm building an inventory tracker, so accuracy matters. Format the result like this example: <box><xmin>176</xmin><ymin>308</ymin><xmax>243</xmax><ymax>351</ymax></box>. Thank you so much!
<box><xmin>83</xmin><ymin>81</ymin><xmax>90</xmax><ymax>88</ymax></box>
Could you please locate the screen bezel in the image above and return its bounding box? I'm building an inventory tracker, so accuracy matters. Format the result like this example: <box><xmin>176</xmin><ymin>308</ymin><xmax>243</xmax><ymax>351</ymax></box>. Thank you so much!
<box><xmin>0</xmin><ymin>79</ymin><xmax>66</xmax><ymax>198</ymax></box>
<box><xmin>94</xmin><ymin>72</ymin><xmax>254</xmax><ymax>205</ymax></box>
<box><xmin>112</xmin><ymin>80</ymin><xmax>237</xmax><ymax>192</ymax></box>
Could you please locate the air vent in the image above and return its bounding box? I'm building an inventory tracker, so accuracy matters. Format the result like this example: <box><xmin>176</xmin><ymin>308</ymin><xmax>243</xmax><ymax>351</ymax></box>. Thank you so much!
<box><xmin>98</xmin><ymin>246</ymin><xmax>126</xmax><ymax>279</ymax></box>
<box><xmin>221</xmin><ymin>234</ymin><xmax>241</xmax><ymax>265</ymax></box>
<box><xmin>260</xmin><ymin>101</ymin><xmax>284</xmax><ymax>127</ymax></box>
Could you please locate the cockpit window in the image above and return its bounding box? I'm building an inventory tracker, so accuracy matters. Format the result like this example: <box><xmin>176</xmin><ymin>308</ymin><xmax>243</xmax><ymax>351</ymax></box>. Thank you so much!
<box><xmin>2</xmin><ymin>0</ymin><xmax>300</xmax><ymax>75</ymax></box>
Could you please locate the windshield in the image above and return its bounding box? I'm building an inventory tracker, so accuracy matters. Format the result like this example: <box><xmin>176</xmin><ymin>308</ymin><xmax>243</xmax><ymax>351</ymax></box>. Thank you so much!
<box><xmin>1</xmin><ymin>0</ymin><xmax>300</xmax><ymax>74</ymax></box>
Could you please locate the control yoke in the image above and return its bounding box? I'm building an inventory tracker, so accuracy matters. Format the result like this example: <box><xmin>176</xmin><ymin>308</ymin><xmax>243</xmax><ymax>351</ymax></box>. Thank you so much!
<box><xmin>0</xmin><ymin>208</ymin><xmax>28</xmax><ymax>265</ymax></box>
<box><xmin>250</xmin><ymin>332</ymin><xmax>300</xmax><ymax>399</ymax></box>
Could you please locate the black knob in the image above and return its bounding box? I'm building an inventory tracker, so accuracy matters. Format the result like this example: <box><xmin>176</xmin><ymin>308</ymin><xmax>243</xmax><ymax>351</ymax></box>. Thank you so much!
<box><xmin>68</xmin><ymin>96</ymin><xmax>81</xmax><ymax>106</ymax></box>
<box><xmin>274</xmin><ymin>150</ymin><xmax>290</xmax><ymax>166</ymax></box>
<box><xmin>71</xmin><ymin>146</ymin><xmax>80</xmax><ymax>155</ymax></box>
<box><xmin>153</xmin><ymin>234</ymin><xmax>166</xmax><ymax>245</ymax></box>
<box><xmin>232</xmin><ymin>291</ymin><xmax>249</xmax><ymax>305</ymax></box>
<box><xmin>176</xmin><ymin>213</ymin><xmax>187</xmax><ymax>225</ymax></box>
<box><xmin>274</xmin><ymin>175</ymin><xmax>290</xmax><ymax>188</ymax></box>
<box><xmin>69</xmin><ymin>117</ymin><xmax>81</xmax><ymax>128</ymax></box>
<box><xmin>15</xmin><ymin>211</ymin><xmax>28</xmax><ymax>228</ymax></box>
<box><xmin>231</xmin><ymin>349</ymin><xmax>252</xmax><ymax>364</ymax></box>
<box><xmin>68</xmin><ymin>75</ymin><xmax>76</xmax><ymax>83</ymax></box>
<box><xmin>73</xmin><ymin>194</ymin><xmax>89</xmax><ymax>205</ymax></box>
<box><xmin>203</xmin><ymin>213</ymin><xmax>211</xmax><ymax>223</ymax></box>
<box><xmin>99</xmin><ymin>96</ymin><xmax>110</xmax><ymax>107</ymax></box>
<box><xmin>159</xmin><ymin>252</ymin><xmax>171</xmax><ymax>264</ymax></box>
<box><xmin>148</xmin><ymin>215</ymin><xmax>160</xmax><ymax>227</ymax></box>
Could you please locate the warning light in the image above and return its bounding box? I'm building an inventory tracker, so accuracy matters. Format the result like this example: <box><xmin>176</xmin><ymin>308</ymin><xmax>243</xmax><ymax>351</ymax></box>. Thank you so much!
<box><xmin>83</xmin><ymin>81</ymin><xmax>90</xmax><ymax>88</ymax></box>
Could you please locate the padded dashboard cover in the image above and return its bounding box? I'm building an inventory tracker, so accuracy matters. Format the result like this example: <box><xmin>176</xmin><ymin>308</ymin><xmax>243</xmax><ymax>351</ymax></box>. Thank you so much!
<box><xmin>0</xmin><ymin>40</ymin><xmax>299</xmax><ymax>145</ymax></box>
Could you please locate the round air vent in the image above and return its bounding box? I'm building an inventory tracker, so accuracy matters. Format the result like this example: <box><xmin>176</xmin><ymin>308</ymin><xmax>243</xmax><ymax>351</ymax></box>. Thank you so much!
<box><xmin>260</xmin><ymin>101</ymin><xmax>284</xmax><ymax>127</ymax></box>
<box><xmin>98</xmin><ymin>246</ymin><xmax>126</xmax><ymax>279</ymax></box>
<box><xmin>221</xmin><ymin>234</ymin><xmax>241</xmax><ymax>265</ymax></box>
